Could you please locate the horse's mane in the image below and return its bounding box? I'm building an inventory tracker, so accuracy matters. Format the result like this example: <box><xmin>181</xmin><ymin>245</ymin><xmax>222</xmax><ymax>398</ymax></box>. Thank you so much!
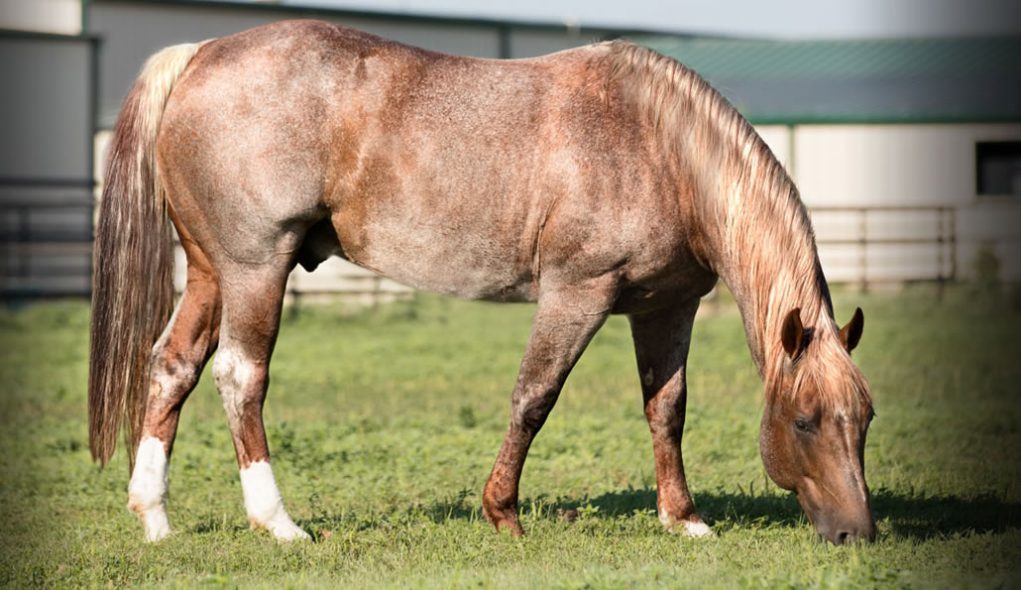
<box><xmin>603</xmin><ymin>41</ymin><xmax>870</xmax><ymax>412</ymax></box>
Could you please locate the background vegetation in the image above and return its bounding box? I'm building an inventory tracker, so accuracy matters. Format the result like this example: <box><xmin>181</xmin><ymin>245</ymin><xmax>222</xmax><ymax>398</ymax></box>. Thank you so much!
<box><xmin>1</xmin><ymin>285</ymin><xmax>1018</xmax><ymax>588</ymax></box>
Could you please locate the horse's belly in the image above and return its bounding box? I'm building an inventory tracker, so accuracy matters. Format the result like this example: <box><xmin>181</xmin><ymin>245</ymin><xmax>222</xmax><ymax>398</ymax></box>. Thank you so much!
<box><xmin>331</xmin><ymin>208</ymin><xmax>538</xmax><ymax>302</ymax></box>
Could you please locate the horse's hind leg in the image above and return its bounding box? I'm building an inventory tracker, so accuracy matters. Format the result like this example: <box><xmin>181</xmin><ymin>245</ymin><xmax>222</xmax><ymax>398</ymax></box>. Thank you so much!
<box><xmin>482</xmin><ymin>275</ymin><xmax>618</xmax><ymax>536</ymax></box>
<box><xmin>128</xmin><ymin>242</ymin><xmax>221</xmax><ymax>542</ymax></box>
<box><xmin>211</xmin><ymin>260</ymin><xmax>309</xmax><ymax>541</ymax></box>
<box><xmin>628</xmin><ymin>299</ymin><xmax>711</xmax><ymax>537</ymax></box>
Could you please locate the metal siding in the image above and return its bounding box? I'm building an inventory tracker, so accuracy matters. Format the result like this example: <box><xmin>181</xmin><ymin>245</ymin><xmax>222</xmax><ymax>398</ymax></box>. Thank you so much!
<box><xmin>641</xmin><ymin>35</ymin><xmax>1021</xmax><ymax>124</ymax></box>
<box><xmin>0</xmin><ymin>37</ymin><xmax>91</xmax><ymax>179</ymax></box>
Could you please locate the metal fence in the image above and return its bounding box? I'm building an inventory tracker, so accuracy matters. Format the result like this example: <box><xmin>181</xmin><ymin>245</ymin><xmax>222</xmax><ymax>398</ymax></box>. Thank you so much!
<box><xmin>811</xmin><ymin>205</ymin><xmax>958</xmax><ymax>292</ymax></box>
<box><xmin>0</xmin><ymin>177</ymin><xmax>94</xmax><ymax>298</ymax></box>
<box><xmin>2</xmin><ymin>199</ymin><xmax>967</xmax><ymax>301</ymax></box>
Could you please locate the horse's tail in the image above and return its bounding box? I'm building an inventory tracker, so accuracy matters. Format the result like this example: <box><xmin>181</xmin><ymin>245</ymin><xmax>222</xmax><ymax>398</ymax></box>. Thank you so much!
<box><xmin>89</xmin><ymin>41</ymin><xmax>206</xmax><ymax>468</ymax></box>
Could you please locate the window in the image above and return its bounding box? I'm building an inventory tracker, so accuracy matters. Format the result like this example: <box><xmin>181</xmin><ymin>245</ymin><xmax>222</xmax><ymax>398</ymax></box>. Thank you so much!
<box><xmin>977</xmin><ymin>141</ymin><xmax>1021</xmax><ymax>196</ymax></box>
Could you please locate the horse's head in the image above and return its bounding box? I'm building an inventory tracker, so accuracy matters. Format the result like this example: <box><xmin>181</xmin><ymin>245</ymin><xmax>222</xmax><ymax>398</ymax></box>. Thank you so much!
<box><xmin>759</xmin><ymin>307</ymin><xmax>876</xmax><ymax>545</ymax></box>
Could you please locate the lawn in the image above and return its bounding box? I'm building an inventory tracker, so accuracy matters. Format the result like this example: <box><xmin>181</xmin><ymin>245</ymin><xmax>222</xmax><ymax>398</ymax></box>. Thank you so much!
<box><xmin>0</xmin><ymin>285</ymin><xmax>1019</xmax><ymax>588</ymax></box>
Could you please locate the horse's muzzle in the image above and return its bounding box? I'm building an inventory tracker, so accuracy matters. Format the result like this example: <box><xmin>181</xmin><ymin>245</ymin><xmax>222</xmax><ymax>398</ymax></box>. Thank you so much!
<box><xmin>816</xmin><ymin>515</ymin><xmax>877</xmax><ymax>545</ymax></box>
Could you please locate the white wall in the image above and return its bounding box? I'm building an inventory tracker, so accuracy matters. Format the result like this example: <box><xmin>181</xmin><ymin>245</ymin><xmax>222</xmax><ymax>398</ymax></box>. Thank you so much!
<box><xmin>753</xmin><ymin>125</ymin><xmax>792</xmax><ymax>171</ymax></box>
<box><xmin>794</xmin><ymin>124</ymin><xmax>1021</xmax><ymax>207</ymax></box>
<box><xmin>759</xmin><ymin>123</ymin><xmax>1021</xmax><ymax>283</ymax></box>
<box><xmin>0</xmin><ymin>0</ymin><xmax>81</xmax><ymax>35</ymax></box>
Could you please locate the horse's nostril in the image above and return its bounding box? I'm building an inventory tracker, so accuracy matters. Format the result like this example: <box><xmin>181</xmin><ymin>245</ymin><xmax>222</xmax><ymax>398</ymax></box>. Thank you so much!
<box><xmin>835</xmin><ymin>531</ymin><xmax>851</xmax><ymax>544</ymax></box>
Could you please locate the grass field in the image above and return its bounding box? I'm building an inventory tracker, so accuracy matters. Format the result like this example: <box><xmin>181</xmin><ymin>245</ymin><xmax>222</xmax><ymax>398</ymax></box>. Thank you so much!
<box><xmin>1</xmin><ymin>285</ymin><xmax>1019</xmax><ymax>588</ymax></box>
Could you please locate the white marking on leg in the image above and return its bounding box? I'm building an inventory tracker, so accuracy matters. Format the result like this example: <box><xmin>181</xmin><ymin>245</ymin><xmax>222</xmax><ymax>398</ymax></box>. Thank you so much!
<box><xmin>128</xmin><ymin>436</ymin><xmax>172</xmax><ymax>542</ymax></box>
<box><xmin>239</xmin><ymin>461</ymin><xmax>310</xmax><ymax>541</ymax></box>
<box><xmin>683</xmin><ymin>519</ymin><xmax>714</xmax><ymax>537</ymax></box>
<box><xmin>659</xmin><ymin>508</ymin><xmax>715</xmax><ymax>538</ymax></box>
<box><xmin>212</xmin><ymin>348</ymin><xmax>253</xmax><ymax>429</ymax></box>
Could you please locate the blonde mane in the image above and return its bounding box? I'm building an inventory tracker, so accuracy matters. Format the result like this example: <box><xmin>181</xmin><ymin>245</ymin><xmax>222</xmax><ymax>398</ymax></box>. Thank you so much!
<box><xmin>605</xmin><ymin>41</ymin><xmax>869</xmax><ymax>412</ymax></box>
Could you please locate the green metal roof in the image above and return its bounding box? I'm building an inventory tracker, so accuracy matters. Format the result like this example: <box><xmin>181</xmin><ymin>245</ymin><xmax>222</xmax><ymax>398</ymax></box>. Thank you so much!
<box><xmin>637</xmin><ymin>36</ymin><xmax>1021</xmax><ymax>124</ymax></box>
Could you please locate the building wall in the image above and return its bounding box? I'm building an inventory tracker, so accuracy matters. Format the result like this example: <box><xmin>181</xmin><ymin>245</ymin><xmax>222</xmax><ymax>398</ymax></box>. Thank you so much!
<box><xmin>756</xmin><ymin>123</ymin><xmax>1021</xmax><ymax>282</ymax></box>
<box><xmin>0</xmin><ymin>0</ymin><xmax>81</xmax><ymax>35</ymax></box>
<box><xmin>0</xmin><ymin>37</ymin><xmax>92</xmax><ymax>180</ymax></box>
<box><xmin>1</xmin><ymin>32</ymin><xmax>94</xmax><ymax>297</ymax></box>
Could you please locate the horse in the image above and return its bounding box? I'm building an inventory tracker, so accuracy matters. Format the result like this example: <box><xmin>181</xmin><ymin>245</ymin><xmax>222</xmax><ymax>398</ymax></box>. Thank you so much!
<box><xmin>88</xmin><ymin>20</ymin><xmax>875</xmax><ymax>545</ymax></box>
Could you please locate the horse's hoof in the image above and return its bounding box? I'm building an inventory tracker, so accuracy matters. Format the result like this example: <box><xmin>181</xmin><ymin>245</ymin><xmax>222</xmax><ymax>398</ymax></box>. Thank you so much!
<box><xmin>143</xmin><ymin>521</ymin><xmax>172</xmax><ymax>543</ymax></box>
<box><xmin>660</xmin><ymin>511</ymin><xmax>715</xmax><ymax>538</ymax></box>
<box><xmin>680</xmin><ymin>519</ymin><xmax>714</xmax><ymax>538</ymax></box>
<box><xmin>268</xmin><ymin>521</ymin><xmax>312</xmax><ymax>542</ymax></box>
<box><xmin>128</xmin><ymin>500</ymin><xmax>172</xmax><ymax>542</ymax></box>
<box><xmin>483</xmin><ymin>507</ymin><xmax>525</xmax><ymax>537</ymax></box>
<box><xmin>251</xmin><ymin>514</ymin><xmax>312</xmax><ymax>541</ymax></box>
<box><xmin>493</xmin><ymin>518</ymin><xmax>525</xmax><ymax>537</ymax></box>
<box><xmin>265</xmin><ymin>518</ymin><xmax>308</xmax><ymax>543</ymax></box>
<box><xmin>274</xmin><ymin>527</ymin><xmax>312</xmax><ymax>542</ymax></box>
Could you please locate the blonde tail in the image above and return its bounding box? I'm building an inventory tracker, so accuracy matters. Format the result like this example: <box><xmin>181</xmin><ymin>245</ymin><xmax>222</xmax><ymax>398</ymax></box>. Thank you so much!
<box><xmin>89</xmin><ymin>41</ymin><xmax>208</xmax><ymax>468</ymax></box>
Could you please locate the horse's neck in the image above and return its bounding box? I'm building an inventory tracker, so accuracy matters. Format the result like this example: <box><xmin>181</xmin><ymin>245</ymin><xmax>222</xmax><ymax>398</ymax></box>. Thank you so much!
<box><xmin>697</xmin><ymin>169</ymin><xmax>832</xmax><ymax>377</ymax></box>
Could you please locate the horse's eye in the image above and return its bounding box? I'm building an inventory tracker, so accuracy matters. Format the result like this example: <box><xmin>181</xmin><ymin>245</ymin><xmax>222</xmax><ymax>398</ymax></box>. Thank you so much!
<box><xmin>794</xmin><ymin>417</ymin><xmax>812</xmax><ymax>433</ymax></box>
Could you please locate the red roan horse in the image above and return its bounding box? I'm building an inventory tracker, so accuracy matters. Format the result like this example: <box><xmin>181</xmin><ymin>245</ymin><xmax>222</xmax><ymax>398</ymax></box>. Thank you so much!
<box><xmin>89</xmin><ymin>20</ymin><xmax>875</xmax><ymax>545</ymax></box>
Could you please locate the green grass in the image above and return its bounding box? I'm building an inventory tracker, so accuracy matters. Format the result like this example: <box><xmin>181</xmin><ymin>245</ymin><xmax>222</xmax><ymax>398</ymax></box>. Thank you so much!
<box><xmin>1</xmin><ymin>285</ymin><xmax>1019</xmax><ymax>588</ymax></box>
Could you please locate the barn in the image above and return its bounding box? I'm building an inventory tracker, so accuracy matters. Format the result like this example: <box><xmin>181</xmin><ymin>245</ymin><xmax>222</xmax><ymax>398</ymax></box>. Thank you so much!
<box><xmin>2</xmin><ymin>0</ymin><xmax>1019</xmax><ymax>298</ymax></box>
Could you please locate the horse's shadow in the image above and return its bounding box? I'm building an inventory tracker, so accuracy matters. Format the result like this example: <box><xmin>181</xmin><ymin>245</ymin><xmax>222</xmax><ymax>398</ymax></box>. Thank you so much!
<box><xmin>423</xmin><ymin>487</ymin><xmax>1021</xmax><ymax>541</ymax></box>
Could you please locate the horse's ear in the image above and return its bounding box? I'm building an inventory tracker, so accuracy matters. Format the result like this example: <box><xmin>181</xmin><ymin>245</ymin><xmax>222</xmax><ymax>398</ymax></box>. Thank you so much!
<box><xmin>781</xmin><ymin>308</ymin><xmax>806</xmax><ymax>360</ymax></box>
<box><xmin>840</xmin><ymin>307</ymin><xmax>864</xmax><ymax>353</ymax></box>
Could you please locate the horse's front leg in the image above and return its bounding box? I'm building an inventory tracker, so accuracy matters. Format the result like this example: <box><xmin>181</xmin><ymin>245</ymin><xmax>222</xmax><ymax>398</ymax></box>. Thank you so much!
<box><xmin>482</xmin><ymin>275</ymin><xmax>618</xmax><ymax>536</ymax></box>
<box><xmin>628</xmin><ymin>299</ymin><xmax>712</xmax><ymax>537</ymax></box>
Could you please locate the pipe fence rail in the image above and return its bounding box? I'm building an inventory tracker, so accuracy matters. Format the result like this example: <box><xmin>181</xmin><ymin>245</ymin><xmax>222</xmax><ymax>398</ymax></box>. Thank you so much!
<box><xmin>809</xmin><ymin>204</ymin><xmax>958</xmax><ymax>293</ymax></box>
<box><xmin>2</xmin><ymin>195</ymin><xmax>965</xmax><ymax>301</ymax></box>
<box><xmin>0</xmin><ymin>177</ymin><xmax>95</xmax><ymax>298</ymax></box>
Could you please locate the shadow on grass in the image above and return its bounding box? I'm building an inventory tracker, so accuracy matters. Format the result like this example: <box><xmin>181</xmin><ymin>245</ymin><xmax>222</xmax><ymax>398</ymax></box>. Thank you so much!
<box><xmin>418</xmin><ymin>487</ymin><xmax>1021</xmax><ymax>541</ymax></box>
<box><xmin>870</xmin><ymin>490</ymin><xmax>1021</xmax><ymax>540</ymax></box>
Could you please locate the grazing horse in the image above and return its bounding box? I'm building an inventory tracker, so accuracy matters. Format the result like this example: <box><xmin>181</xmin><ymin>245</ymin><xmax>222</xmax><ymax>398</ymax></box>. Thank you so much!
<box><xmin>89</xmin><ymin>20</ymin><xmax>875</xmax><ymax>545</ymax></box>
